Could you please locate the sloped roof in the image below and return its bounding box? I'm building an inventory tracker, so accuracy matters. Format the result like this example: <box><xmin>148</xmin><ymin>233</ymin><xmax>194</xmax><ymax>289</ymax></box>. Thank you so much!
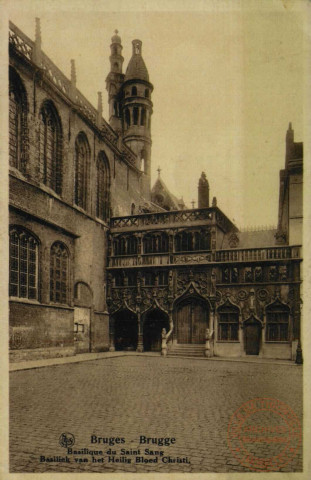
<box><xmin>222</xmin><ymin>229</ymin><xmax>277</xmax><ymax>249</ymax></box>
<box><xmin>151</xmin><ymin>176</ymin><xmax>183</xmax><ymax>210</ymax></box>
<box><xmin>125</xmin><ymin>55</ymin><xmax>149</xmax><ymax>82</ymax></box>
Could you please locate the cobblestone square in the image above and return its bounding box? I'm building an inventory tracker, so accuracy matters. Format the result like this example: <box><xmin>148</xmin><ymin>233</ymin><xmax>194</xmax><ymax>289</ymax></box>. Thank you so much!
<box><xmin>10</xmin><ymin>357</ymin><xmax>303</xmax><ymax>473</ymax></box>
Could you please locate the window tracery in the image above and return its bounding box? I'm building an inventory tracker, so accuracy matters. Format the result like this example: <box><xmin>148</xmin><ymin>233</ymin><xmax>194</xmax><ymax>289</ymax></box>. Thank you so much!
<box><xmin>50</xmin><ymin>242</ymin><xmax>69</xmax><ymax>304</ymax></box>
<box><xmin>9</xmin><ymin>68</ymin><xmax>28</xmax><ymax>172</ymax></box>
<box><xmin>75</xmin><ymin>132</ymin><xmax>90</xmax><ymax>210</ymax></box>
<box><xmin>9</xmin><ymin>227</ymin><xmax>38</xmax><ymax>300</ymax></box>
<box><xmin>39</xmin><ymin>101</ymin><xmax>63</xmax><ymax>194</ymax></box>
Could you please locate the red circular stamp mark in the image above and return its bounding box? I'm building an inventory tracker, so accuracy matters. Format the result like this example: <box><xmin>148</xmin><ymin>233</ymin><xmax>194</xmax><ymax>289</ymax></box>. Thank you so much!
<box><xmin>227</xmin><ymin>398</ymin><xmax>302</xmax><ymax>471</ymax></box>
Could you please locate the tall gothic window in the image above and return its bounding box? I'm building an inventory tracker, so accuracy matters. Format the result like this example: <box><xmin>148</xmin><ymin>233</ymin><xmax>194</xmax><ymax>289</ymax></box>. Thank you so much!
<box><xmin>75</xmin><ymin>132</ymin><xmax>90</xmax><ymax>210</ymax></box>
<box><xmin>39</xmin><ymin>101</ymin><xmax>63</xmax><ymax>194</ymax></box>
<box><xmin>266</xmin><ymin>302</ymin><xmax>290</xmax><ymax>342</ymax></box>
<box><xmin>9</xmin><ymin>227</ymin><xmax>38</xmax><ymax>299</ymax></box>
<box><xmin>50</xmin><ymin>242</ymin><xmax>69</xmax><ymax>304</ymax></box>
<box><xmin>9</xmin><ymin>68</ymin><xmax>28</xmax><ymax>172</ymax></box>
<box><xmin>97</xmin><ymin>152</ymin><xmax>110</xmax><ymax>222</ymax></box>
<box><xmin>217</xmin><ymin>304</ymin><xmax>239</xmax><ymax>341</ymax></box>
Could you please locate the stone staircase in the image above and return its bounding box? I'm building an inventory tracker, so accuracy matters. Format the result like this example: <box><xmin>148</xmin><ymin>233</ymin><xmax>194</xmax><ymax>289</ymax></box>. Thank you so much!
<box><xmin>167</xmin><ymin>344</ymin><xmax>205</xmax><ymax>358</ymax></box>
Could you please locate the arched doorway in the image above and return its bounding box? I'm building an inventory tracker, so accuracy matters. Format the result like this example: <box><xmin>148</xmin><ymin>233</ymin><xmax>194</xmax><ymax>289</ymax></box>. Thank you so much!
<box><xmin>175</xmin><ymin>297</ymin><xmax>208</xmax><ymax>344</ymax></box>
<box><xmin>113</xmin><ymin>309</ymin><xmax>138</xmax><ymax>351</ymax></box>
<box><xmin>143</xmin><ymin>309</ymin><xmax>169</xmax><ymax>351</ymax></box>
<box><xmin>244</xmin><ymin>316</ymin><xmax>262</xmax><ymax>355</ymax></box>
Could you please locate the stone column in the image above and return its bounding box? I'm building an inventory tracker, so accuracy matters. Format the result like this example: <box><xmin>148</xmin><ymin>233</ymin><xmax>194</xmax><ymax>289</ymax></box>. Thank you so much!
<box><xmin>260</xmin><ymin>316</ymin><xmax>265</xmax><ymax>358</ymax></box>
<box><xmin>239</xmin><ymin>315</ymin><xmax>244</xmax><ymax>356</ymax></box>
<box><xmin>161</xmin><ymin>328</ymin><xmax>167</xmax><ymax>356</ymax></box>
<box><xmin>136</xmin><ymin>311</ymin><xmax>144</xmax><ymax>352</ymax></box>
<box><xmin>109</xmin><ymin>317</ymin><xmax>115</xmax><ymax>352</ymax></box>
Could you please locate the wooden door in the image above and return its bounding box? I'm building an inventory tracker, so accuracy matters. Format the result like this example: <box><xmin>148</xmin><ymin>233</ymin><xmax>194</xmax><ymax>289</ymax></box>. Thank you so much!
<box><xmin>177</xmin><ymin>302</ymin><xmax>191</xmax><ymax>343</ymax></box>
<box><xmin>245</xmin><ymin>322</ymin><xmax>261</xmax><ymax>355</ymax></box>
<box><xmin>176</xmin><ymin>299</ymin><xmax>207</xmax><ymax>344</ymax></box>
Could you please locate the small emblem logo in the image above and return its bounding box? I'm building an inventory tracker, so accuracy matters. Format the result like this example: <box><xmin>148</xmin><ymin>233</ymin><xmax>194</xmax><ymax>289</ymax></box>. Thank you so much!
<box><xmin>59</xmin><ymin>432</ymin><xmax>75</xmax><ymax>448</ymax></box>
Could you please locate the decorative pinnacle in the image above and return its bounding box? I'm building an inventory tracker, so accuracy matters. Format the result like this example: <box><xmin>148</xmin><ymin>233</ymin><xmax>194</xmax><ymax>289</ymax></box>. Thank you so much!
<box><xmin>35</xmin><ymin>17</ymin><xmax>41</xmax><ymax>46</ymax></box>
<box><xmin>157</xmin><ymin>166</ymin><xmax>161</xmax><ymax>177</ymax></box>
<box><xmin>97</xmin><ymin>92</ymin><xmax>103</xmax><ymax>111</ymax></box>
<box><xmin>97</xmin><ymin>92</ymin><xmax>103</xmax><ymax>127</ymax></box>
<box><xmin>70</xmin><ymin>59</ymin><xmax>76</xmax><ymax>86</ymax></box>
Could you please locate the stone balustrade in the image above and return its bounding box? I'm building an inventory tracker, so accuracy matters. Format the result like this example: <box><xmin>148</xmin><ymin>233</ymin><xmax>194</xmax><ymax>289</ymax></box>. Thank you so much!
<box><xmin>108</xmin><ymin>245</ymin><xmax>301</xmax><ymax>268</ymax></box>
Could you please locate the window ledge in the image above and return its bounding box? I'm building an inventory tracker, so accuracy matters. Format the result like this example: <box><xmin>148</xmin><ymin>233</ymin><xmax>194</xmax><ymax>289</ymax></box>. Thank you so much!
<box><xmin>9</xmin><ymin>298</ymin><xmax>74</xmax><ymax>310</ymax></box>
<box><xmin>38</xmin><ymin>183</ymin><xmax>62</xmax><ymax>200</ymax></box>
<box><xmin>9</xmin><ymin>166</ymin><xmax>27</xmax><ymax>181</ymax></box>
<box><xmin>265</xmin><ymin>341</ymin><xmax>291</xmax><ymax>344</ymax></box>
<box><xmin>9</xmin><ymin>297</ymin><xmax>40</xmax><ymax>305</ymax></box>
<box><xmin>216</xmin><ymin>341</ymin><xmax>240</xmax><ymax>343</ymax></box>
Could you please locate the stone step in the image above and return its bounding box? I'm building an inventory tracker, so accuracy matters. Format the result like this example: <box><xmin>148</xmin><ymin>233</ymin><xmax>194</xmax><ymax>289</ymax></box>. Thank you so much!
<box><xmin>168</xmin><ymin>344</ymin><xmax>205</xmax><ymax>357</ymax></box>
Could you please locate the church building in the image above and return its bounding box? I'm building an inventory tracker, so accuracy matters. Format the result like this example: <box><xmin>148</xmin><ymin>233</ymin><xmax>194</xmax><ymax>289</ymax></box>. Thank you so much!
<box><xmin>8</xmin><ymin>19</ymin><xmax>303</xmax><ymax>363</ymax></box>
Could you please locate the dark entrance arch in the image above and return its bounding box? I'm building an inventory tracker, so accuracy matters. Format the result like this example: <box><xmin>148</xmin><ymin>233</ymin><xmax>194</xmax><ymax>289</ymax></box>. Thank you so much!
<box><xmin>143</xmin><ymin>309</ymin><xmax>169</xmax><ymax>352</ymax></box>
<box><xmin>244</xmin><ymin>316</ymin><xmax>262</xmax><ymax>355</ymax></box>
<box><xmin>113</xmin><ymin>309</ymin><xmax>138</xmax><ymax>351</ymax></box>
<box><xmin>175</xmin><ymin>296</ymin><xmax>208</xmax><ymax>344</ymax></box>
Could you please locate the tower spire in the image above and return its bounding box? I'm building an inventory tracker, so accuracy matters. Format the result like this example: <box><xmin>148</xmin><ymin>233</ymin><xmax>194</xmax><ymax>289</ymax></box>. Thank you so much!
<box><xmin>105</xmin><ymin>30</ymin><xmax>124</xmax><ymax>132</ymax></box>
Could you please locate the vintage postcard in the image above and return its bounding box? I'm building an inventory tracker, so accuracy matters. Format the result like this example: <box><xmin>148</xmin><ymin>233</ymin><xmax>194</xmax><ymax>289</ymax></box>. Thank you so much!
<box><xmin>1</xmin><ymin>0</ymin><xmax>310</xmax><ymax>479</ymax></box>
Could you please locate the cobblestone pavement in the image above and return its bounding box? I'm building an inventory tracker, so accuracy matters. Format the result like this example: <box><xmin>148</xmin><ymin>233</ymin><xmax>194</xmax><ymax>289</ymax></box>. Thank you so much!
<box><xmin>10</xmin><ymin>357</ymin><xmax>303</xmax><ymax>473</ymax></box>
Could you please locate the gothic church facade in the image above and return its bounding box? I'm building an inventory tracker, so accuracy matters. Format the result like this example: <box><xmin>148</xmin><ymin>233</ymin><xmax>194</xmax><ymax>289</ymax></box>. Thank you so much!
<box><xmin>8</xmin><ymin>20</ymin><xmax>303</xmax><ymax>363</ymax></box>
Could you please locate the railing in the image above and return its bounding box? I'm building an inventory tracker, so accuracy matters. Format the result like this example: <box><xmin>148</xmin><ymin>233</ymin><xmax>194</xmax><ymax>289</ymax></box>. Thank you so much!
<box><xmin>111</xmin><ymin>208</ymin><xmax>215</xmax><ymax>229</ymax></box>
<box><xmin>41</xmin><ymin>51</ymin><xmax>71</xmax><ymax>96</ymax></box>
<box><xmin>215</xmin><ymin>246</ymin><xmax>300</xmax><ymax>262</ymax></box>
<box><xmin>108</xmin><ymin>245</ymin><xmax>301</xmax><ymax>267</ymax></box>
<box><xmin>109</xmin><ymin>254</ymin><xmax>170</xmax><ymax>267</ymax></box>
<box><xmin>9</xmin><ymin>23</ymin><xmax>33</xmax><ymax>61</ymax></box>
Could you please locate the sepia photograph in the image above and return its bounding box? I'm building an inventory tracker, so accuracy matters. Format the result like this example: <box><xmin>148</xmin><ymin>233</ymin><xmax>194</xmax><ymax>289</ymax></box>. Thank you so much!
<box><xmin>2</xmin><ymin>0</ymin><xmax>310</xmax><ymax>477</ymax></box>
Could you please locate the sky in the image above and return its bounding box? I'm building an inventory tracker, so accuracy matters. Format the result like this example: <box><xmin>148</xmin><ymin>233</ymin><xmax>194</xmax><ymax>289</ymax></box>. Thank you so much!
<box><xmin>6</xmin><ymin>0</ymin><xmax>307</xmax><ymax>228</ymax></box>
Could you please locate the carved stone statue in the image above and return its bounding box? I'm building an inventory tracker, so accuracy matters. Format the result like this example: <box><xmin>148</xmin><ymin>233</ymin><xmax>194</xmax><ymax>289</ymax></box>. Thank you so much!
<box><xmin>161</xmin><ymin>328</ymin><xmax>167</xmax><ymax>356</ymax></box>
<box><xmin>205</xmin><ymin>328</ymin><xmax>214</xmax><ymax>357</ymax></box>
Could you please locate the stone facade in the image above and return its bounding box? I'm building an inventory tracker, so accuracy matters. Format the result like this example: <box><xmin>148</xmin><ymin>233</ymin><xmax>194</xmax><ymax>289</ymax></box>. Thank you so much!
<box><xmin>8</xmin><ymin>20</ymin><xmax>303</xmax><ymax>362</ymax></box>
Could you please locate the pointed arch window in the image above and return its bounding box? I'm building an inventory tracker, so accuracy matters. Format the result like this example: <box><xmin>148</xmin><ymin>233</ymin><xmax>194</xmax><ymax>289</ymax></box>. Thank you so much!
<box><xmin>217</xmin><ymin>304</ymin><xmax>239</xmax><ymax>341</ymax></box>
<box><xmin>75</xmin><ymin>132</ymin><xmax>90</xmax><ymax>210</ymax></box>
<box><xmin>266</xmin><ymin>302</ymin><xmax>290</xmax><ymax>342</ymax></box>
<box><xmin>50</xmin><ymin>242</ymin><xmax>69</xmax><ymax>304</ymax></box>
<box><xmin>9</xmin><ymin>227</ymin><xmax>38</xmax><ymax>299</ymax></box>
<box><xmin>39</xmin><ymin>101</ymin><xmax>63</xmax><ymax>194</ymax></box>
<box><xmin>9</xmin><ymin>68</ymin><xmax>28</xmax><ymax>172</ymax></box>
<box><xmin>97</xmin><ymin>152</ymin><xmax>110</xmax><ymax>222</ymax></box>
